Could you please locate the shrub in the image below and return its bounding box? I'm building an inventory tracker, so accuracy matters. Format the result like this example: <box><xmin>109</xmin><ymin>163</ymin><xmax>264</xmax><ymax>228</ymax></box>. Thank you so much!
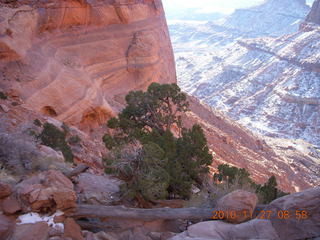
<box><xmin>33</xmin><ymin>119</ymin><xmax>42</xmax><ymax>127</ymax></box>
<box><xmin>0</xmin><ymin>92</ymin><xmax>7</xmax><ymax>100</ymax></box>
<box><xmin>213</xmin><ymin>164</ymin><xmax>288</xmax><ymax>204</ymax></box>
<box><xmin>104</xmin><ymin>143</ymin><xmax>170</xmax><ymax>201</ymax></box>
<box><xmin>38</xmin><ymin>123</ymin><xmax>73</xmax><ymax>162</ymax></box>
<box><xmin>213</xmin><ymin>164</ymin><xmax>253</xmax><ymax>186</ymax></box>
<box><xmin>68</xmin><ymin>135</ymin><xmax>81</xmax><ymax>145</ymax></box>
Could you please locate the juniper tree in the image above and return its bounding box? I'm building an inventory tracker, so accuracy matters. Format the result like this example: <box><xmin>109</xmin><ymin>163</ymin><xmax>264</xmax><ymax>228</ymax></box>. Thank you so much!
<box><xmin>103</xmin><ymin>83</ymin><xmax>212</xmax><ymax>200</ymax></box>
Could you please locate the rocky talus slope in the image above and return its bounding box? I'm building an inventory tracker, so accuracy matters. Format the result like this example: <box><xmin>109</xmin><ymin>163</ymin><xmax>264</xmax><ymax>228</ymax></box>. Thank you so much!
<box><xmin>0</xmin><ymin>0</ymin><xmax>176</xmax><ymax>131</ymax></box>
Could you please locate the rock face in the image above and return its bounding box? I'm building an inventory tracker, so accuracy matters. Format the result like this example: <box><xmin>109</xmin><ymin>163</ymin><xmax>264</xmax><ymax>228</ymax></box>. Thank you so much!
<box><xmin>0</xmin><ymin>0</ymin><xmax>176</xmax><ymax>131</ymax></box>
<box><xmin>0</xmin><ymin>214</ymin><xmax>14</xmax><ymax>240</ymax></box>
<box><xmin>307</xmin><ymin>0</ymin><xmax>320</xmax><ymax>24</ymax></box>
<box><xmin>171</xmin><ymin>220</ymin><xmax>280</xmax><ymax>240</ymax></box>
<box><xmin>2</xmin><ymin>195</ymin><xmax>21</xmax><ymax>215</ymax></box>
<box><xmin>215</xmin><ymin>190</ymin><xmax>258</xmax><ymax>224</ymax></box>
<box><xmin>75</xmin><ymin>173</ymin><xmax>121</xmax><ymax>205</ymax></box>
<box><xmin>10</xmin><ymin>222</ymin><xmax>49</xmax><ymax>240</ymax></box>
<box><xmin>63</xmin><ymin>218</ymin><xmax>84</xmax><ymax>240</ymax></box>
<box><xmin>258</xmin><ymin>186</ymin><xmax>320</xmax><ymax>240</ymax></box>
<box><xmin>0</xmin><ymin>182</ymin><xmax>12</xmax><ymax>199</ymax></box>
<box><xmin>170</xmin><ymin>187</ymin><xmax>320</xmax><ymax>240</ymax></box>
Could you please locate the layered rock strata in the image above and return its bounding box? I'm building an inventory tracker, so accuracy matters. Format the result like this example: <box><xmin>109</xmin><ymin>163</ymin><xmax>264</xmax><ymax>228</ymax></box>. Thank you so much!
<box><xmin>0</xmin><ymin>0</ymin><xmax>176</xmax><ymax>131</ymax></box>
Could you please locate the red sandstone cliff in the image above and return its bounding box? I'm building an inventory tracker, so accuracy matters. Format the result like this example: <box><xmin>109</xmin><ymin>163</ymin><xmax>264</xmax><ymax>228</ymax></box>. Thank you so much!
<box><xmin>0</xmin><ymin>0</ymin><xmax>176</xmax><ymax>130</ymax></box>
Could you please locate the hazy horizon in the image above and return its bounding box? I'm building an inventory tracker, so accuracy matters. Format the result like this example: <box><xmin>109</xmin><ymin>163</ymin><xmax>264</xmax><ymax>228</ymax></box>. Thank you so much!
<box><xmin>163</xmin><ymin>0</ymin><xmax>315</xmax><ymax>18</ymax></box>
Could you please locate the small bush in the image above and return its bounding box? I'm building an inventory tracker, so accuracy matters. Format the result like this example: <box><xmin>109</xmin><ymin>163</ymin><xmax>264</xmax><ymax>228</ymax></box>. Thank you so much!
<box><xmin>213</xmin><ymin>164</ymin><xmax>253</xmax><ymax>186</ymax></box>
<box><xmin>213</xmin><ymin>164</ymin><xmax>288</xmax><ymax>204</ymax></box>
<box><xmin>33</xmin><ymin>119</ymin><xmax>42</xmax><ymax>127</ymax></box>
<box><xmin>38</xmin><ymin>123</ymin><xmax>73</xmax><ymax>162</ymax></box>
<box><xmin>104</xmin><ymin>143</ymin><xmax>170</xmax><ymax>201</ymax></box>
<box><xmin>68</xmin><ymin>135</ymin><xmax>81</xmax><ymax>145</ymax></box>
<box><xmin>0</xmin><ymin>92</ymin><xmax>7</xmax><ymax>100</ymax></box>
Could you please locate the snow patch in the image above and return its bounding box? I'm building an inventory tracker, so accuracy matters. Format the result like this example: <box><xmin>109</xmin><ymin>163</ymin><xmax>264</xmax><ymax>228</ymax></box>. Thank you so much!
<box><xmin>17</xmin><ymin>211</ymin><xmax>64</xmax><ymax>231</ymax></box>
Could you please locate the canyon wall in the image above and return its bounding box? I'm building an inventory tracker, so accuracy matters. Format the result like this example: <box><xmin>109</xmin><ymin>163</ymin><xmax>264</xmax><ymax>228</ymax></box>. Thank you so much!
<box><xmin>0</xmin><ymin>0</ymin><xmax>176</xmax><ymax>131</ymax></box>
<box><xmin>0</xmin><ymin>0</ymin><xmax>318</xmax><ymax>192</ymax></box>
<box><xmin>306</xmin><ymin>0</ymin><xmax>320</xmax><ymax>24</ymax></box>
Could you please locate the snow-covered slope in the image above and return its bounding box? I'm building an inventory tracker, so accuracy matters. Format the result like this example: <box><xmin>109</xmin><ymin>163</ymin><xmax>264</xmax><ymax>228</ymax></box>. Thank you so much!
<box><xmin>218</xmin><ymin>0</ymin><xmax>310</xmax><ymax>37</ymax></box>
<box><xmin>170</xmin><ymin>0</ymin><xmax>320</xmax><ymax>146</ymax></box>
<box><xmin>170</xmin><ymin>0</ymin><xmax>310</xmax><ymax>47</ymax></box>
<box><xmin>178</xmin><ymin>24</ymin><xmax>320</xmax><ymax>145</ymax></box>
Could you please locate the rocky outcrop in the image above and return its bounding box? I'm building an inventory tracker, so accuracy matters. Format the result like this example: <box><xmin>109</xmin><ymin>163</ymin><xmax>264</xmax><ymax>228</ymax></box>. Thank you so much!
<box><xmin>0</xmin><ymin>182</ymin><xmax>12</xmax><ymax>199</ymax></box>
<box><xmin>2</xmin><ymin>195</ymin><xmax>21</xmax><ymax>215</ymax></box>
<box><xmin>171</xmin><ymin>219</ymin><xmax>280</xmax><ymax>240</ymax></box>
<box><xmin>75</xmin><ymin>173</ymin><xmax>122</xmax><ymax>205</ymax></box>
<box><xmin>215</xmin><ymin>190</ymin><xmax>258</xmax><ymax>224</ymax></box>
<box><xmin>170</xmin><ymin>187</ymin><xmax>320</xmax><ymax>240</ymax></box>
<box><xmin>0</xmin><ymin>214</ymin><xmax>14</xmax><ymax>240</ymax></box>
<box><xmin>16</xmin><ymin>170</ymin><xmax>76</xmax><ymax>212</ymax></box>
<box><xmin>63</xmin><ymin>218</ymin><xmax>84</xmax><ymax>240</ymax></box>
<box><xmin>306</xmin><ymin>0</ymin><xmax>320</xmax><ymax>24</ymax></box>
<box><xmin>0</xmin><ymin>0</ymin><xmax>176</xmax><ymax>131</ymax></box>
<box><xmin>258</xmin><ymin>186</ymin><xmax>320</xmax><ymax>240</ymax></box>
<box><xmin>10</xmin><ymin>222</ymin><xmax>49</xmax><ymax>240</ymax></box>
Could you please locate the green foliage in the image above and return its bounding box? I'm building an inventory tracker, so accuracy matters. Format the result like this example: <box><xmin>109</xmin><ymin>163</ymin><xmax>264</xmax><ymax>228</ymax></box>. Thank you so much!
<box><xmin>33</xmin><ymin>119</ymin><xmax>42</xmax><ymax>127</ymax></box>
<box><xmin>104</xmin><ymin>143</ymin><xmax>170</xmax><ymax>201</ymax></box>
<box><xmin>214</xmin><ymin>164</ymin><xmax>288</xmax><ymax>204</ymax></box>
<box><xmin>256</xmin><ymin>175</ymin><xmax>288</xmax><ymax>204</ymax></box>
<box><xmin>38</xmin><ymin>123</ymin><xmax>73</xmax><ymax>162</ymax></box>
<box><xmin>0</xmin><ymin>91</ymin><xmax>7</xmax><ymax>100</ymax></box>
<box><xmin>103</xmin><ymin>83</ymin><xmax>189</xmax><ymax>148</ymax></box>
<box><xmin>214</xmin><ymin>164</ymin><xmax>252</xmax><ymax>186</ymax></box>
<box><xmin>68</xmin><ymin>135</ymin><xmax>81</xmax><ymax>145</ymax></box>
<box><xmin>103</xmin><ymin>83</ymin><xmax>212</xmax><ymax>200</ymax></box>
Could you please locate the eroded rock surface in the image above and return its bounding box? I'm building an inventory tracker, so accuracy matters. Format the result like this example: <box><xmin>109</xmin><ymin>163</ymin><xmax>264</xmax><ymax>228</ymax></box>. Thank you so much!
<box><xmin>215</xmin><ymin>190</ymin><xmax>258</xmax><ymax>223</ymax></box>
<box><xmin>0</xmin><ymin>182</ymin><xmax>12</xmax><ymax>199</ymax></box>
<box><xmin>75</xmin><ymin>173</ymin><xmax>122</xmax><ymax>205</ymax></box>
<box><xmin>0</xmin><ymin>0</ymin><xmax>175</xmax><ymax>131</ymax></box>
<box><xmin>170</xmin><ymin>187</ymin><xmax>320</xmax><ymax>240</ymax></box>
<box><xmin>258</xmin><ymin>186</ymin><xmax>320</xmax><ymax>240</ymax></box>
<box><xmin>16</xmin><ymin>170</ymin><xmax>76</xmax><ymax>212</ymax></box>
<box><xmin>10</xmin><ymin>222</ymin><xmax>49</xmax><ymax>240</ymax></box>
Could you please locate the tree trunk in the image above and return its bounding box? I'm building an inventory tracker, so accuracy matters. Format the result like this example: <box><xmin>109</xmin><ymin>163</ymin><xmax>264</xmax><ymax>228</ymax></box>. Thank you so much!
<box><xmin>67</xmin><ymin>205</ymin><xmax>215</xmax><ymax>221</ymax></box>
